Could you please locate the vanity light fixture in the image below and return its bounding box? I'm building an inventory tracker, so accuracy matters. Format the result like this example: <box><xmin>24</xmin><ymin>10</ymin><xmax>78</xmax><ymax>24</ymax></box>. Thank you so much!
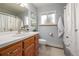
<box><xmin>16</xmin><ymin>3</ymin><xmax>29</xmax><ymax>8</ymax></box>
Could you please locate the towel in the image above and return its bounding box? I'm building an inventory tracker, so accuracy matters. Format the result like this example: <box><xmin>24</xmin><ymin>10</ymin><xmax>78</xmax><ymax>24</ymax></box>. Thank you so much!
<box><xmin>58</xmin><ymin>16</ymin><xmax>64</xmax><ymax>37</ymax></box>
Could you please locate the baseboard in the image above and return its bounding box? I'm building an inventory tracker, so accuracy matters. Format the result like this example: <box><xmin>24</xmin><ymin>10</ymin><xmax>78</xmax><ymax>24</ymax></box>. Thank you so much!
<box><xmin>45</xmin><ymin>42</ymin><xmax>63</xmax><ymax>48</ymax></box>
<box><xmin>45</xmin><ymin>44</ymin><xmax>63</xmax><ymax>49</ymax></box>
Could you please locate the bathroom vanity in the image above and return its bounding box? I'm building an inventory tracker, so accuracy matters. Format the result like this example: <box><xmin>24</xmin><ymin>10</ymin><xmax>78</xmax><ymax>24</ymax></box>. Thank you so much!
<box><xmin>0</xmin><ymin>32</ymin><xmax>39</xmax><ymax>56</ymax></box>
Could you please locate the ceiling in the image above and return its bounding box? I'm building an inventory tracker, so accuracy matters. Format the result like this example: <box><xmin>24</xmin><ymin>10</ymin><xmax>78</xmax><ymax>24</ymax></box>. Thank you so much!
<box><xmin>0</xmin><ymin>3</ymin><xmax>28</xmax><ymax>14</ymax></box>
<box><xmin>32</xmin><ymin>3</ymin><xmax>66</xmax><ymax>9</ymax></box>
<box><xmin>32</xmin><ymin>3</ymin><xmax>52</xmax><ymax>8</ymax></box>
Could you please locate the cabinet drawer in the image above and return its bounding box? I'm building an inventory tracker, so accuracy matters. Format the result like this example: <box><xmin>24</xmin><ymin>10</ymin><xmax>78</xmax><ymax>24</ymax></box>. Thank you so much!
<box><xmin>0</xmin><ymin>42</ymin><xmax>22</xmax><ymax>56</ymax></box>
<box><xmin>24</xmin><ymin>36</ymin><xmax>34</xmax><ymax>48</ymax></box>
<box><xmin>24</xmin><ymin>43</ymin><xmax>34</xmax><ymax>56</ymax></box>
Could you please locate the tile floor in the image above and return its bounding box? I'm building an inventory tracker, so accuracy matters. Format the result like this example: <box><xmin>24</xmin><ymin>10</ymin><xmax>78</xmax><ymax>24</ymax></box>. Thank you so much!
<box><xmin>39</xmin><ymin>44</ymin><xmax>65</xmax><ymax>56</ymax></box>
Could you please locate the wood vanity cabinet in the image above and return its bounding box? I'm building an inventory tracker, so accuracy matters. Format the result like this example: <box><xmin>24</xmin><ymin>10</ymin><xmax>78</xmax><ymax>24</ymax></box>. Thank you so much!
<box><xmin>0</xmin><ymin>34</ymin><xmax>39</xmax><ymax>56</ymax></box>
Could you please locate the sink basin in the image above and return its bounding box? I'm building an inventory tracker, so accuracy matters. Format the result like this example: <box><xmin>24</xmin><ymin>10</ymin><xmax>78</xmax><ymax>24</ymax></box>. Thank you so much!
<box><xmin>13</xmin><ymin>33</ymin><xmax>29</xmax><ymax>37</ymax></box>
<box><xmin>13</xmin><ymin>32</ymin><xmax>30</xmax><ymax>37</ymax></box>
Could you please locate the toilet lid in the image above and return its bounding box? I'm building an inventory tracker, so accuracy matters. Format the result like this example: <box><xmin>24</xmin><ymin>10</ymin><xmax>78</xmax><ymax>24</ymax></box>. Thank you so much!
<box><xmin>39</xmin><ymin>39</ymin><xmax>46</xmax><ymax>42</ymax></box>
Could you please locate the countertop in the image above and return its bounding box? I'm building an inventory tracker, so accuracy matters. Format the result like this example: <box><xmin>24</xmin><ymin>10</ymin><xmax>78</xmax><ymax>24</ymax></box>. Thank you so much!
<box><xmin>0</xmin><ymin>32</ymin><xmax>39</xmax><ymax>48</ymax></box>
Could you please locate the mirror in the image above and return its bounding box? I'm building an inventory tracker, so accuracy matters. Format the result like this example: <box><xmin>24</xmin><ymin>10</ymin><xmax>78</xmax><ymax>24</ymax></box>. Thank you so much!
<box><xmin>21</xmin><ymin>8</ymin><xmax>37</xmax><ymax>32</ymax></box>
<box><xmin>30</xmin><ymin>12</ymin><xmax>37</xmax><ymax>32</ymax></box>
<box><xmin>21</xmin><ymin>9</ymin><xmax>29</xmax><ymax>32</ymax></box>
<box><xmin>0</xmin><ymin>3</ymin><xmax>28</xmax><ymax>32</ymax></box>
<box><xmin>0</xmin><ymin>12</ymin><xmax>22</xmax><ymax>32</ymax></box>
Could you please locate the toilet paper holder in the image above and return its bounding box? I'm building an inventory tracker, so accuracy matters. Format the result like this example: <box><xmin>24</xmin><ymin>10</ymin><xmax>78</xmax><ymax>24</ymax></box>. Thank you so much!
<box><xmin>49</xmin><ymin>33</ymin><xmax>53</xmax><ymax>36</ymax></box>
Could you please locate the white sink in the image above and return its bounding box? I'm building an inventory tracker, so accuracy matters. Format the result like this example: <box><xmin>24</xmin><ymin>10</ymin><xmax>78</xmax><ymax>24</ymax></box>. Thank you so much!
<box><xmin>13</xmin><ymin>32</ymin><xmax>31</xmax><ymax>37</ymax></box>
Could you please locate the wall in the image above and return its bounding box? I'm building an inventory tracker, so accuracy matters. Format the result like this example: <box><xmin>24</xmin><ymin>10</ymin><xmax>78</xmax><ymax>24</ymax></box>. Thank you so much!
<box><xmin>37</xmin><ymin>3</ymin><xmax>64</xmax><ymax>48</ymax></box>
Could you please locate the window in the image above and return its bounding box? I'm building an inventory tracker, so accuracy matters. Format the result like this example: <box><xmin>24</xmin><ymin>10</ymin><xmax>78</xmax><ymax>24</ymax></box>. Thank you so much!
<box><xmin>41</xmin><ymin>15</ymin><xmax>47</xmax><ymax>24</ymax></box>
<box><xmin>48</xmin><ymin>14</ymin><xmax>56</xmax><ymax>24</ymax></box>
<box><xmin>40</xmin><ymin>13</ymin><xmax>56</xmax><ymax>25</ymax></box>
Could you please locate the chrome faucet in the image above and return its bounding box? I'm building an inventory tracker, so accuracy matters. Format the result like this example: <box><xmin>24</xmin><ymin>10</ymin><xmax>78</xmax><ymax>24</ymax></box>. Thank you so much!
<box><xmin>18</xmin><ymin>25</ymin><xmax>29</xmax><ymax>34</ymax></box>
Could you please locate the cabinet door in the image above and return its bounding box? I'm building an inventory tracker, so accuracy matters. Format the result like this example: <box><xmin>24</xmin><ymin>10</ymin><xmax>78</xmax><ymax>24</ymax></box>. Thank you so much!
<box><xmin>24</xmin><ymin>44</ymin><xmax>34</xmax><ymax>56</ymax></box>
<box><xmin>34</xmin><ymin>34</ymin><xmax>39</xmax><ymax>55</ymax></box>
<box><xmin>0</xmin><ymin>49</ymin><xmax>12</xmax><ymax>56</ymax></box>
<box><xmin>0</xmin><ymin>42</ymin><xmax>22</xmax><ymax>56</ymax></box>
<box><xmin>11</xmin><ymin>46</ymin><xmax>22</xmax><ymax>56</ymax></box>
<box><xmin>24</xmin><ymin>36</ymin><xmax>34</xmax><ymax>48</ymax></box>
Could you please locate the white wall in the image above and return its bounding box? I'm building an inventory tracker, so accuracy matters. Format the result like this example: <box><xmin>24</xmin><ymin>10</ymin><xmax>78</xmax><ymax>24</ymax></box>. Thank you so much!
<box><xmin>37</xmin><ymin>3</ymin><xmax>65</xmax><ymax>48</ymax></box>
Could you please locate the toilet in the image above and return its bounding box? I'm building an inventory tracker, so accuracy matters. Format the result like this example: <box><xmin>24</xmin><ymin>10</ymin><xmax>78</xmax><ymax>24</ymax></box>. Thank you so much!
<box><xmin>39</xmin><ymin>39</ymin><xmax>47</xmax><ymax>45</ymax></box>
